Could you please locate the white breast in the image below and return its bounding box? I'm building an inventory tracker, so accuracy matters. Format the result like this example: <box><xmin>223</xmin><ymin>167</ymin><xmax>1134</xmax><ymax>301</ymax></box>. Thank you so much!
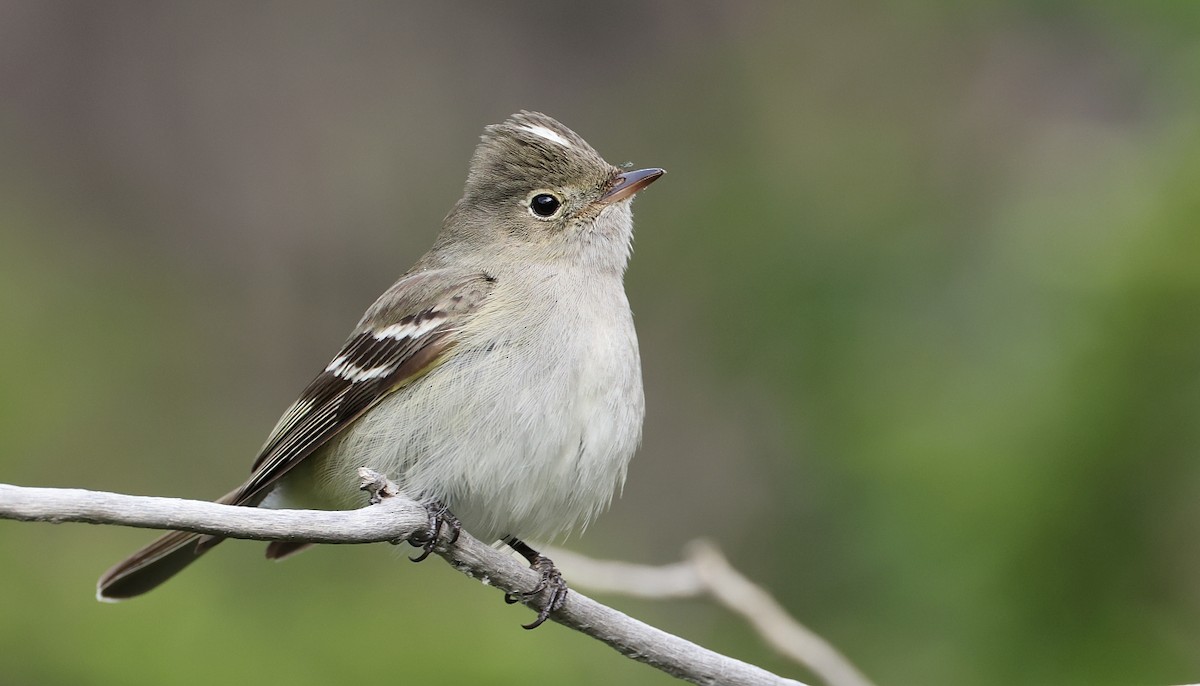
<box><xmin>306</xmin><ymin>268</ymin><xmax>644</xmax><ymax>543</ymax></box>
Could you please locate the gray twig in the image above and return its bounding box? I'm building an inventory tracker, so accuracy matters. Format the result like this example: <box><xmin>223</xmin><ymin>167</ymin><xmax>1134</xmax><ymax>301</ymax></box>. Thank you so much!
<box><xmin>546</xmin><ymin>543</ymin><xmax>874</xmax><ymax>686</ymax></box>
<box><xmin>0</xmin><ymin>477</ymin><xmax>803</xmax><ymax>686</ymax></box>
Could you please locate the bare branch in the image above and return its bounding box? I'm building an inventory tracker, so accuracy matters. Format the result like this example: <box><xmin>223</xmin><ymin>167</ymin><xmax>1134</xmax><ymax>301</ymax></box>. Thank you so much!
<box><xmin>0</xmin><ymin>479</ymin><xmax>804</xmax><ymax>686</ymax></box>
<box><xmin>544</xmin><ymin>547</ymin><xmax>707</xmax><ymax>599</ymax></box>
<box><xmin>0</xmin><ymin>482</ymin><xmax>427</xmax><ymax>543</ymax></box>
<box><xmin>548</xmin><ymin>542</ymin><xmax>874</xmax><ymax>686</ymax></box>
<box><xmin>688</xmin><ymin>542</ymin><xmax>874</xmax><ymax>686</ymax></box>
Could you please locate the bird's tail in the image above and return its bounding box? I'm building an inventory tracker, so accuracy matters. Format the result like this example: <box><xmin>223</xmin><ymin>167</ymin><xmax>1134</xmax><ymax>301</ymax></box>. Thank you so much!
<box><xmin>96</xmin><ymin>489</ymin><xmax>241</xmax><ymax>601</ymax></box>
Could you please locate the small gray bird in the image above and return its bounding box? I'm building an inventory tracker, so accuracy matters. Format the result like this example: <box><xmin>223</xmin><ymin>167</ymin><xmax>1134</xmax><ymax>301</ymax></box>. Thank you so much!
<box><xmin>97</xmin><ymin>111</ymin><xmax>662</xmax><ymax>628</ymax></box>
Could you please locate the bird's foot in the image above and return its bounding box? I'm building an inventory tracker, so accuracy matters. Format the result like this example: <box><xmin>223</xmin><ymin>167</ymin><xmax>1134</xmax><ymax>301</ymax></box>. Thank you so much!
<box><xmin>503</xmin><ymin>538</ymin><xmax>568</xmax><ymax>630</ymax></box>
<box><xmin>408</xmin><ymin>499</ymin><xmax>461</xmax><ymax>563</ymax></box>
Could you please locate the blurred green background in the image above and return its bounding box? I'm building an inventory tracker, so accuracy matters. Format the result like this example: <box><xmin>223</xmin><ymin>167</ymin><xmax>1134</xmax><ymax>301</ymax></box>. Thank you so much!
<box><xmin>2</xmin><ymin>2</ymin><xmax>1199</xmax><ymax>685</ymax></box>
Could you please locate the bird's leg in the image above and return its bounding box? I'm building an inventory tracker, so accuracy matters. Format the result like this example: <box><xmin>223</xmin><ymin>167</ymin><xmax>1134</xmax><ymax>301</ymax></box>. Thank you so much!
<box><xmin>502</xmin><ymin>537</ymin><xmax>568</xmax><ymax>630</ymax></box>
<box><xmin>408</xmin><ymin>499</ymin><xmax>461</xmax><ymax>563</ymax></box>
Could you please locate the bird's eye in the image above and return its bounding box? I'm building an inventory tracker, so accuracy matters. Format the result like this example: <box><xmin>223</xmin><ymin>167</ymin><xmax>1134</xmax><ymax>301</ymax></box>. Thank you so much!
<box><xmin>529</xmin><ymin>193</ymin><xmax>562</xmax><ymax>218</ymax></box>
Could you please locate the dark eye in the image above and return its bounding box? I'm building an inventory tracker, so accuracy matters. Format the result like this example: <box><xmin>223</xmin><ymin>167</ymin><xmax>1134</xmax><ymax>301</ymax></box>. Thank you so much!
<box><xmin>529</xmin><ymin>193</ymin><xmax>562</xmax><ymax>218</ymax></box>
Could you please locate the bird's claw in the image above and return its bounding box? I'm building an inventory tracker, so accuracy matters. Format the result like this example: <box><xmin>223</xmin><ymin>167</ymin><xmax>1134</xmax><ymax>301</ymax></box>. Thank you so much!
<box><xmin>408</xmin><ymin>500</ymin><xmax>460</xmax><ymax>563</ymax></box>
<box><xmin>504</xmin><ymin>552</ymin><xmax>568</xmax><ymax>629</ymax></box>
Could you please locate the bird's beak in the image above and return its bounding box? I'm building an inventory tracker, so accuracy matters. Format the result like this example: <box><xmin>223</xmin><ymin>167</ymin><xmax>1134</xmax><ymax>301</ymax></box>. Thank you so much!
<box><xmin>599</xmin><ymin>168</ymin><xmax>665</xmax><ymax>204</ymax></box>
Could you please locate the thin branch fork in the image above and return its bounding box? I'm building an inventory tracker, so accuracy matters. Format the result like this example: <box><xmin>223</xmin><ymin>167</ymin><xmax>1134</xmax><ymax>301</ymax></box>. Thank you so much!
<box><xmin>548</xmin><ymin>543</ymin><xmax>875</xmax><ymax>686</ymax></box>
<box><xmin>0</xmin><ymin>474</ymin><xmax>804</xmax><ymax>686</ymax></box>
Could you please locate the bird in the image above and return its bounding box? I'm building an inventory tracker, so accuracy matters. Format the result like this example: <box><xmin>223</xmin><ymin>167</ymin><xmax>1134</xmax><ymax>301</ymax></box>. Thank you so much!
<box><xmin>96</xmin><ymin>111</ymin><xmax>663</xmax><ymax>629</ymax></box>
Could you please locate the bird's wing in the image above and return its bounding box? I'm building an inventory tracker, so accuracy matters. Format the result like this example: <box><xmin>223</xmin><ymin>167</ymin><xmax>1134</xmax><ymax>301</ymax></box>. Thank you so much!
<box><xmin>230</xmin><ymin>268</ymin><xmax>496</xmax><ymax>506</ymax></box>
<box><xmin>97</xmin><ymin>269</ymin><xmax>496</xmax><ymax>600</ymax></box>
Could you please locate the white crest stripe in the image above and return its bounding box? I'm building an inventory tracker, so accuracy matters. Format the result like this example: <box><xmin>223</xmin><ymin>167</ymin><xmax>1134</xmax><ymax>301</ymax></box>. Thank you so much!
<box><xmin>519</xmin><ymin>124</ymin><xmax>571</xmax><ymax>148</ymax></box>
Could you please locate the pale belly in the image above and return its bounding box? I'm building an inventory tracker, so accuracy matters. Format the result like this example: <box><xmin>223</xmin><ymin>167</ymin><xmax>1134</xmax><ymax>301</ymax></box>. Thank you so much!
<box><xmin>273</xmin><ymin>301</ymin><xmax>644</xmax><ymax>543</ymax></box>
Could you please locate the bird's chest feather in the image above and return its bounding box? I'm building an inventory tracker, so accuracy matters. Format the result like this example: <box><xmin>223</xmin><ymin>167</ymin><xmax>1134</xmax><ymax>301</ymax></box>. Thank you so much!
<box><xmin>308</xmin><ymin>272</ymin><xmax>643</xmax><ymax>541</ymax></box>
<box><xmin>460</xmin><ymin>280</ymin><xmax>642</xmax><ymax>473</ymax></box>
